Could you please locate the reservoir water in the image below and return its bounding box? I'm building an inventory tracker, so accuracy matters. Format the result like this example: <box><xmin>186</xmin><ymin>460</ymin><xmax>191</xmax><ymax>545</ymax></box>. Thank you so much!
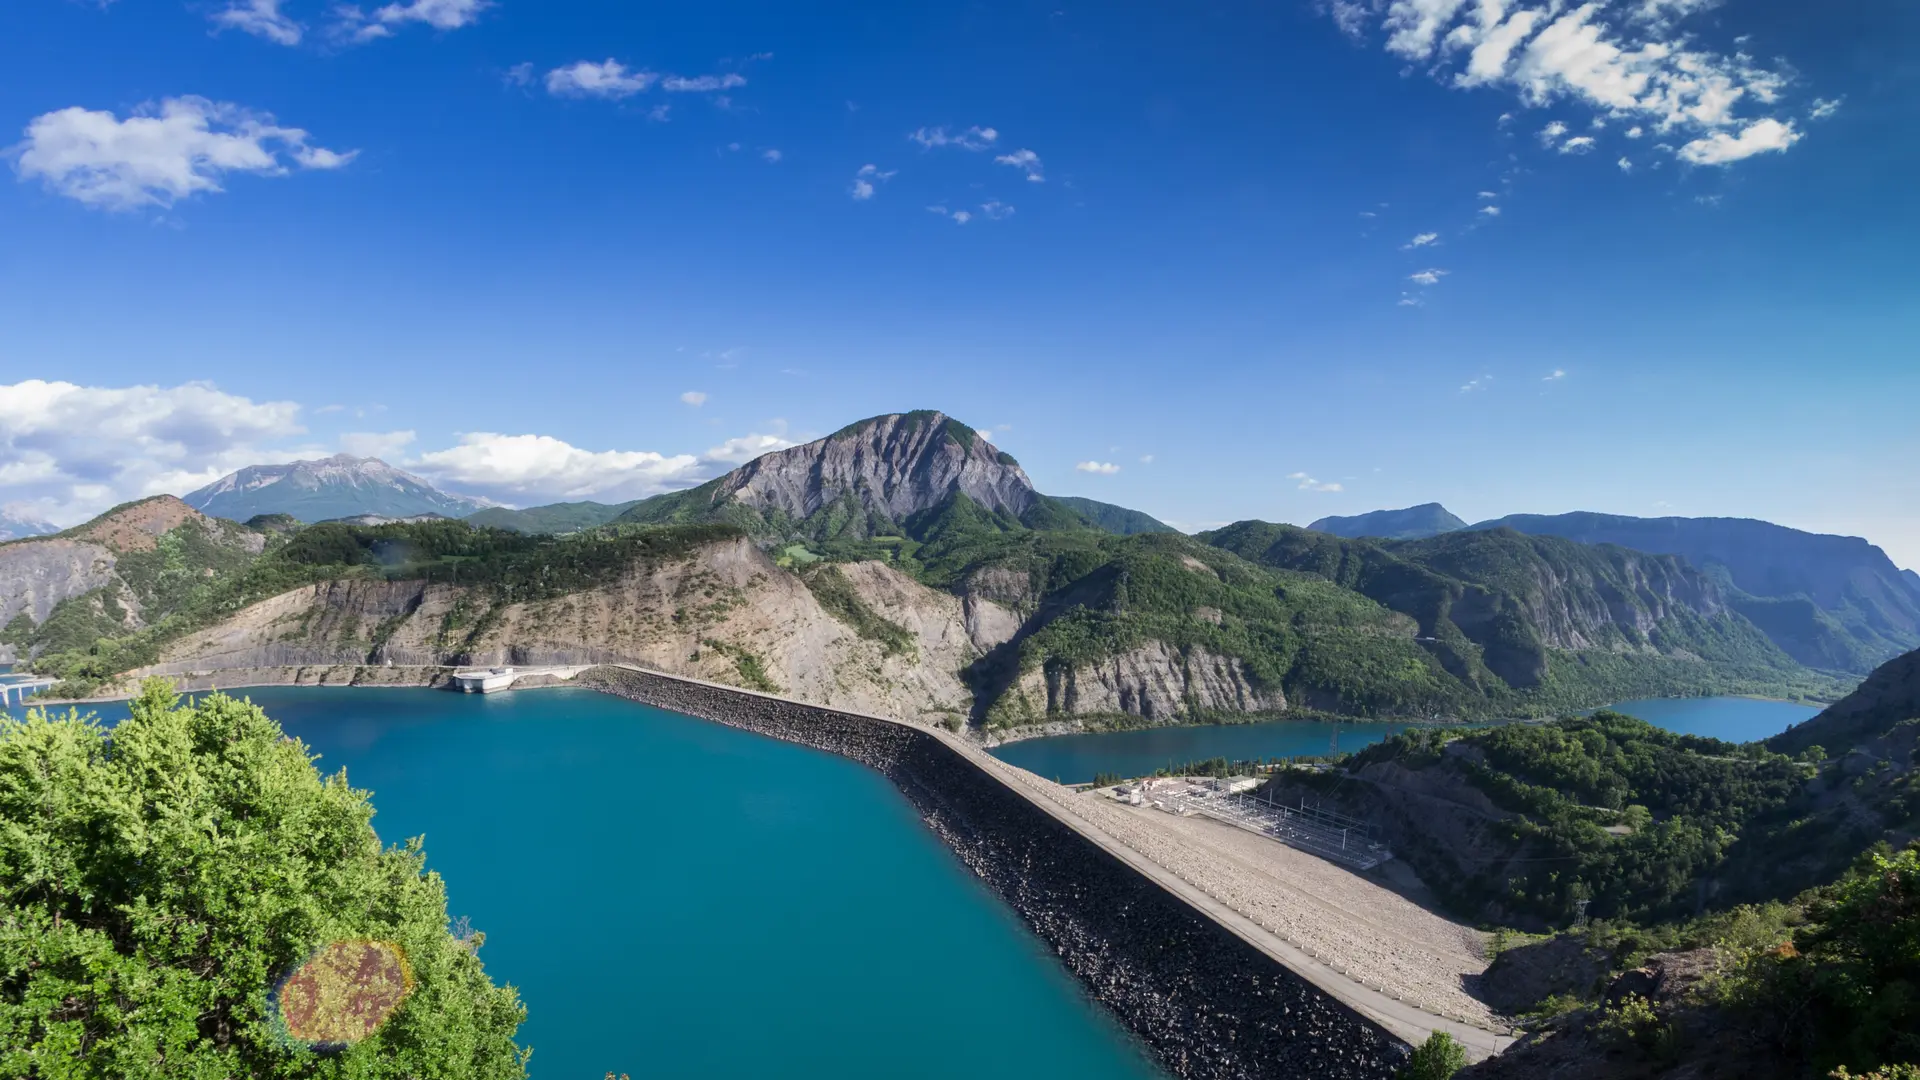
<box><xmin>61</xmin><ymin>686</ymin><xmax>1163</xmax><ymax>1079</ymax></box>
<box><xmin>990</xmin><ymin>697</ymin><xmax>1824</xmax><ymax>784</ymax></box>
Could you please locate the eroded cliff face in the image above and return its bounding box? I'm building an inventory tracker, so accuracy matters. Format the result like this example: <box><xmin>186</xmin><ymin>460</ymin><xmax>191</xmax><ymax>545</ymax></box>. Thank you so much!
<box><xmin>1001</xmin><ymin>642</ymin><xmax>1287</xmax><ymax>725</ymax></box>
<box><xmin>718</xmin><ymin>412</ymin><xmax>1037</xmax><ymax>523</ymax></box>
<box><xmin>143</xmin><ymin>537</ymin><xmax>1023</xmax><ymax>723</ymax></box>
<box><xmin>0</xmin><ymin>497</ymin><xmax>264</xmax><ymax>637</ymax></box>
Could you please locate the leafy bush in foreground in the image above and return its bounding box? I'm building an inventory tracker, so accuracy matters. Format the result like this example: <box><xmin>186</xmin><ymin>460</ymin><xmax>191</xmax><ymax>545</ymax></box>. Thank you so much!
<box><xmin>0</xmin><ymin>681</ymin><xmax>529</xmax><ymax>1077</ymax></box>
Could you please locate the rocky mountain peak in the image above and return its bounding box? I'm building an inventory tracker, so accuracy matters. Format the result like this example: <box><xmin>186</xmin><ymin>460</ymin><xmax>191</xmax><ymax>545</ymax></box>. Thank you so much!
<box><xmin>716</xmin><ymin>410</ymin><xmax>1038</xmax><ymax>523</ymax></box>
<box><xmin>184</xmin><ymin>456</ymin><xmax>486</xmax><ymax>524</ymax></box>
<box><xmin>0</xmin><ymin>506</ymin><xmax>58</xmax><ymax>544</ymax></box>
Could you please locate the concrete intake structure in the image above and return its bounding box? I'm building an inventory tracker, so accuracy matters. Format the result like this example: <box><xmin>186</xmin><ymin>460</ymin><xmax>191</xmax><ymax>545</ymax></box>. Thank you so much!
<box><xmin>574</xmin><ymin>665</ymin><xmax>1411</xmax><ymax>1080</ymax></box>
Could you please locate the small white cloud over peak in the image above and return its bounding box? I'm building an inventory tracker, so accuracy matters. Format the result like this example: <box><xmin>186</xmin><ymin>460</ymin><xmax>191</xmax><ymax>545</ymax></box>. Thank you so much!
<box><xmin>339</xmin><ymin>430</ymin><xmax>418</xmax><ymax>459</ymax></box>
<box><xmin>1403</xmin><ymin>231</ymin><xmax>1440</xmax><ymax>249</ymax></box>
<box><xmin>1460</xmin><ymin>374</ymin><xmax>1494</xmax><ymax>393</ymax></box>
<box><xmin>680</xmin><ymin>391</ymin><xmax>708</xmax><ymax>406</ymax></box>
<box><xmin>995</xmin><ymin>148</ymin><xmax>1045</xmax><ymax>182</ymax></box>
<box><xmin>209</xmin><ymin>0</ymin><xmax>303</xmax><ymax>45</ymax></box>
<box><xmin>909</xmin><ymin>125</ymin><xmax>999</xmax><ymax>151</ymax></box>
<box><xmin>546</xmin><ymin>60</ymin><xmax>657</xmax><ymax>99</ymax></box>
<box><xmin>15</xmin><ymin>97</ymin><xmax>354</xmax><ymax>213</ymax></box>
<box><xmin>1409</xmin><ymin>268</ymin><xmax>1450</xmax><ymax>286</ymax></box>
<box><xmin>1287</xmin><ymin>472</ymin><xmax>1343</xmax><ymax>493</ymax></box>
<box><xmin>975</xmin><ymin>429</ymin><xmax>995</xmax><ymax>443</ymax></box>
<box><xmin>1076</xmin><ymin>461</ymin><xmax>1121</xmax><ymax>475</ymax></box>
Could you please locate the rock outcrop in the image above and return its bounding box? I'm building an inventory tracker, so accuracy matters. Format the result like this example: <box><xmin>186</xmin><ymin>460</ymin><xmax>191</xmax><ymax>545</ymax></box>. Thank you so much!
<box><xmin>1015</xmin><ymin>642</ymin><xmax>1286</xmax><ymax>722</ymax></box>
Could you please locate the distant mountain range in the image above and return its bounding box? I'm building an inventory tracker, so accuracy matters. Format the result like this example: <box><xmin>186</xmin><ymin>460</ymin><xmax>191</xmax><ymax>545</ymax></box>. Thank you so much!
<box><xmin>1308</xmin><ymin>503</ymin><xmax>1466</xmax><ymax>541</ymax></box>
<box><xmin>0</xmin><ymin>508</ymin><xmax>58</xmax><ymax>543</ymax></box>
<box><xmin>1470</xmin><ymin>511</ymin><xmax>1920</xmax><ymax>673</ymax></box>
<box><xmin>183</xmin><ymin>455</ymin><xmax>489</xmax><ymax>524</ymax></box>
<box><xmin>1303</xmin><ymin>504</ymin><xmax>1920</xmax><ymax>674</ymax></box>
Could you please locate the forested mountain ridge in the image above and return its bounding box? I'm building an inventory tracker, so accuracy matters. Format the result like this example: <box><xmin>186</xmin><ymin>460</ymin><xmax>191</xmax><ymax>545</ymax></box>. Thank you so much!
<box><xmin>0</xmin><ymin>497</ymin><xmax>265</xmax><ymax>666</ymax></box>
<box><xmin>1198</xmin><ymin>520</ymin><xmax>1812</xmax><ymax>701</ymax></box>
<box><xmin>464</xmin><ymin>500</ymin><xmax>643</xmax><ymax>534</ymax></box>
<box><xmin>1308</xmin><ymin>503</ymin><xmax>1467</xmax><ymax>541</ymax></box>
<box><xmin>185</xmin><ymin>455</ymin><xmax>488</xmax><ymax>524</ymax></box>
<box><xmin>1472</xmin><ymin>511</ymin><xmax>1920</xmax><ymax>673</ymax></box>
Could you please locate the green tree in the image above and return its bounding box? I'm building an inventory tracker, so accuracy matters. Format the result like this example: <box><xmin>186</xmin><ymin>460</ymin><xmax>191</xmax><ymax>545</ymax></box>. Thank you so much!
<box><xmin>1398</xmin><ymin>1031</ymin><xmax>1468</xmax><ymax>1080</ymax></box>
<box><xmin>0</xmin><ymin>679</ymin><xmax>529</xmax><ymax>1077</ymax></box>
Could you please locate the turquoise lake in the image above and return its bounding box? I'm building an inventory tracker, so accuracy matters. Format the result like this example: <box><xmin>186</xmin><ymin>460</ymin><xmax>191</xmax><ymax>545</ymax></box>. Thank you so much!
<box><xmin>990</xmin><ymin>696</ymin><xmax>1824</xmax><ymax>783</ymax></box>
<box><xmin>63</xmin><ymin>686</ymin><xmax>1164</xmax><ymax>1079</ymax></box>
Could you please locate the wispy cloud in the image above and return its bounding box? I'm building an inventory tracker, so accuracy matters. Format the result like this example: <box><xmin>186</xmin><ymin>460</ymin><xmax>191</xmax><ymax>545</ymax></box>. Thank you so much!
<box><xmin>1287</xmin><ymin>471</ymin><xmax>1343</xmax><ymax>492</ymax></box>
<box><xmin>1403</xmin><ymin>231</ymin><xmax>1439</xmax><ymax>249</ymax></box>
<box><xmin>1460</xmin><ymin>374</ymin><xmax>1494</xmax><ymax>393</ymax></box>
<box><xmin>1325</xmin><ymin>0</ymin><xmax>1813</xmax><ymax>168</ymax></box>
<box><xmin>15</xmin><ymin>97</ymin><xmax>353</xmax><ymax>212</ymax></box>
<box><xmin>926</xmin><ymin>205</ymin><xmax>973</xmax><ymax>224</ymax></box>
<box><xmin>545</xmin><ymin>60</ymin><xmax>657</xmax><ymax>99</ymax></box>
<box><xmin>680</xmin><ymin>391</ymin><xmax>708</xmax><ymax>406</ymax></box>
<box><xmin>1076</xmin><ymin>461</ymin><xmax>1121</xmax><ymax>475</ymax></box>
<box><xmin>1808</xmin><ymin>97</ymin><xmax>1842</xmax><ymax>121</ymax></box>
<box><xmin>333</xmin><ymin>0</ymin><xmax>488</xmax><ymax>42</ymax></box>
<box><xmin>908</xmin><ymin>125</ymin><xmax>999</xmax><ymax>151</ymax></box>
<box><xmin>208</xmin><ymin>0</ymin><xmax>303</xmax><ymax>45</ymax></box>
<box><xmin>661</xmin><ymin>73</ymin><xmax>747</xmax><ymax>93</ymax></box>
<box><xmin>1543</xmin><ymin>369</ymin><xmax>1567</xmax><ymax>381</ymax></box>
<box><xmin>761</xmin><ymin>148</ymin><xmax>782</xmax><ymax>163</ymax></box>
<box><xmin>980</xmin><ymin>200</ymin><xmax>1015</xmax><ymax>220</ymax></box>
<box><xmin>849</xmin><ymin>163</ymin><xmax>896</xmax><ymax>201</ymax></box>
<box><xmin>1479</xmin><ymin>205</ymin><xmax>1502</xmax><ymax>216</ymax></box>
<box><xmin>994</xmin><ymin>148</ymin><xmax>1045</xmax><ymax>182</ymax></box>
<box><xmin>1409</xmin><ymin>268</ymin><xmax>1449</xmax><ymax>286</ymax></box>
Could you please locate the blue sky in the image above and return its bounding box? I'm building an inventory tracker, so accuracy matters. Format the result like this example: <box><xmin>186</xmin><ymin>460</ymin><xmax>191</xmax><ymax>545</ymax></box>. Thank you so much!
<box><xmin>2</xmin><ymin>0</ymin><xmax>1916</xmax><ymax>564</ymax></box>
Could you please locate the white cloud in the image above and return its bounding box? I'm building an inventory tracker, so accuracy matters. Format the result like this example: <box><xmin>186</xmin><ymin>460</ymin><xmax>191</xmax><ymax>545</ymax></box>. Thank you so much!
<box><xmin>1677</xmin><ymin>117</ymin><xmax>1801</xmax><ymax>164</ymax></box>
<box><xmin>761</xmin><ymin>148</ymin><xmax>781</xmax><ymax>163</ymax></box>
<box><xmin>1477</xmin><ymin>190</ymin><xmax>1499</xmax><ymax>199</ymax></box>
<box><xmin>0</xmin><ymin>379</ymin><xmax>306</xmax><ymax>524</ymax></box>
<box><xmin>339</xmin><ymin>430</ymin><xmax>417</xmax><ymax>459</ymax></box>
<box><xmin>1403</xmin><ymin>231</ymin><xmax>1439</xmax><ymax>248</ymax></box>
<box><xmin>545</xmin><ymin>60</ymin><xmax>657</xmax><ymax>99</ymax></box>
<box><xmin>662</xmin><ymin>73</ymin><xmax>747</xmax><ymax>93</ymax></box>
<box><xmin>850</xmin><ymin>164</ymin><xmax>895</xmax><ymax>202</ymax></box>
<box><xmin>680</xmin><ymin>391</ymin><xmax>708</xmax><ymax>406</ymax></box>
<box><xmin>908</xmin><ymin>125</ymin><xmax>999</xmax><ymax>151</ymax></box>
<box><xmin>1618</xmin><ymin>155</ymin><xmax>1634</xmax><ymax>171</ymax></box>
<box><xmin>1539</xmin><ymin>120</ymin><xmax>1570</xmax><ymax>146</ymax></box>
<box><xmin>926</xmin><ymin>205</ymin><xmax>973</xmax><ymax>224</ymax></box>
<box><xmin>1139</xmin><ymin>454</ymin><xmax>1155</xmax><ymax>464</ymax></box>
<box><xmin>995</xmin><ymin>148</ymin><xmax>1045</xmax><ymax>182</ymax></box>
<box><xmin>335</xmin><ymin>0</ymin><xmax>488</xmax><ymax>41</ymax></box>
<box><xmin>647</xmin><ymin>104</ymin><xmax>671</xmax><ymax>123</ymax></box>
<box><xmin>1075</xmin><ymin>461</ymin><xmax>1121</xmax><ymax>475</ymax></box>
<box><xmin>1479</xmin><ymin>204</ymin><xmax>1501</xmax><ymax>216</ymax></box>
<box><xmin>1409</xmin><ymin>268</ymin><xmax>1449</xmax><ymax>285</ymax></box>
<box><xmin>1626</xmin><ymin>125</ymin><xmax>1645</xmax><ymax>138</ymax></box>
<box><xmin>975</xmin><ymin>429</ymin><xmax>996</xmax><ymax>443</ymax></box>
<box><xmin>1398</xmin><ymin>296</ymin><xmax>1423</xmax><ymax>307</ymax></box>
<box><xmin>1808</xmin><ymin>97</ymin><xmax>1841</xmax><ymax>121</ymax></box>
<box><xmin>1560</xmin><ymin>134</ymin><xmax>1597</xmax><ymax>153</ymax></box>
<box><xmin>209</xmin><ymin>0</ymin><xmax>303</xmax><ymax>45</ymax></box>
<box><xmin>1543</xmin><ymin>368</ymin><xmax>1568</xmax><ymax>381</ymax></box>
<box><xmin>1331</xmin><ymin>0</ymin><xmax>1812</xmax><ymax>169</ymax></box>
<box><xmin>1287</xmin><ymin>472</ymin><xmax>1343</xmax><ymax>492</ymax></box>
<box><xmin>13</xmin><ymin>97</ymin><xmax>353</xmax><ymax>213</ymax></box>
<box><xmin>415</xmin><ymin>426</ymin><xmax>798</xmax><ymax>504</ymax></box>
<box><xmin>980</xmin><ymin>200</ymin><xmax>1014</xmax><ymax>220</ymax></box>
<box><xmin>1460</xmin><ymin>374</ymin><xmax>1494</xmax><ymax>393</ymax></box>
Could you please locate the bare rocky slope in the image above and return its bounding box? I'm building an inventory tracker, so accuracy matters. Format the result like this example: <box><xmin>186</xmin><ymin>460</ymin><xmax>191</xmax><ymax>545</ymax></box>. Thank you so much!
<box><xmin>136</xmin><ymin>535</ymin><xmax>1022</xmax><ymax>723</ymax></box>
<box><xmin>0</xmin><ymin>498</ymin><xmax>263</xmax><ymax>663</ymax></box>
